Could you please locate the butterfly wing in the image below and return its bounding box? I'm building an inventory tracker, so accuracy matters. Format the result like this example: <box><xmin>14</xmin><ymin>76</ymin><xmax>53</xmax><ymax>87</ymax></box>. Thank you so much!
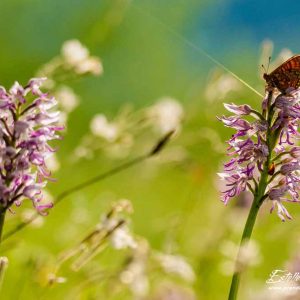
<box><xmin>267</xmin><ymin>55</ymin><xmax>300</xmax><ymax>92</ymax></box>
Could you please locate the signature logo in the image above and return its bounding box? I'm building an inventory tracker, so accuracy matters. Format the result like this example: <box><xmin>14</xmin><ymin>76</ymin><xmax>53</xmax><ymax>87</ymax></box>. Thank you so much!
<box><xmin>266</xmin><ymin>270</ymin><xmax>300</xmax><ymax>284</ymax></box>
<box><xmin>266</xmin><ymin>270</ymin><xmax>300</xmax><ymax>291</ymax></box>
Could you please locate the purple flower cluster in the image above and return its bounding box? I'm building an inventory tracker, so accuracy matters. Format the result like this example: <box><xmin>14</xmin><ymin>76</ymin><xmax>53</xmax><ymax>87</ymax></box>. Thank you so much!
<box><xmin>0</xmin><ymin>78</ymin><xmax>62</xmax><ymax>214</ymax></box>
<box><xmin>218</xmin><ymin>89</ymin><xmax>300</xmax><ymax>221</ymax></box>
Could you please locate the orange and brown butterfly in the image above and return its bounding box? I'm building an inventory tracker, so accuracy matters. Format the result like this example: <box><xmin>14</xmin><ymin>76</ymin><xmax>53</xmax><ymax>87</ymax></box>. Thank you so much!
<box><xmin>263</xmin><ymin>54</ymin><xmax>300</xmax><ymax>93</ymax></box>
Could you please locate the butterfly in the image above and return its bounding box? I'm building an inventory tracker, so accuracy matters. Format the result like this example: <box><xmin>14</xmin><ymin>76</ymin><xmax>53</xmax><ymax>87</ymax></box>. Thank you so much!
<box><xmin>263</xmin><ymin>54</ymin><xmax>300</xmax><ymax>93</ymax></box>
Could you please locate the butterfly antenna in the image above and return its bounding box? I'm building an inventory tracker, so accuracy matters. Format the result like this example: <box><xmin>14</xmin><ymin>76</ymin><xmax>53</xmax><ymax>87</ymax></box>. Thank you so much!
<box><xmin>261</xmin><ymin>64</ymin><xmax>267</xmax><ymax>73</ymax></box>
<box><xmin>131</xmin><ymin>3</ymin><xmax>264</xmax><ymax>98</ymax></box>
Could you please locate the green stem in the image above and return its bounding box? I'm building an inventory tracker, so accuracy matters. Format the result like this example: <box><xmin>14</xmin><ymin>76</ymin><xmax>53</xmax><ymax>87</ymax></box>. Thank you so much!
<box><xmin>0</xmin><ymin>209</ymin><xmax>7</xmax><ymax>295</ymax></box>
<box><xmin>228</xmin><ymin>168</ymin><xmax>268</xmax><ymax>299</ymax></box>
<box><xmin>0</xmin><ymin>209</ymin><xmax>5</xmax><ymax>245</ymax></box>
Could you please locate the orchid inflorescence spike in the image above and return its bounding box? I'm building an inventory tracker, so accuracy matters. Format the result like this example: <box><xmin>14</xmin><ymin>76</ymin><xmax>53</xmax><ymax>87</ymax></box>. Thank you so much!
<box><xmin>0</xmin><ymin>78</ymin><xmax>63</xmax><ymax>214</ymax></box>
<box><xmin>218</xmin><ymin>88</ymin><xmax>300</xmax><ymax>221</ymax></box>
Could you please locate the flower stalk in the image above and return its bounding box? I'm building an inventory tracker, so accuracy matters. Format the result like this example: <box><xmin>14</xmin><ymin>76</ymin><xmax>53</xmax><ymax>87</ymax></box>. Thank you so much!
<box><xmin>0</xmin><ymin>208</ymin><xmax>5</xmax><ymax>245</ymax></box>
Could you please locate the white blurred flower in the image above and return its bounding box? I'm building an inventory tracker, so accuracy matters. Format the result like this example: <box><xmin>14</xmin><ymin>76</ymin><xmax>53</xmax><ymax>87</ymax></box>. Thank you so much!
<box><xmin>90</xmin><ymin>114</ymin><xmax>119</xmax><ymax>142</ymax></box>
<box><xmin>61</xmin><ymin>39</ymin><xmax>103</xmax><ymax>75</ymax></box>
<box><xmin>111</xmin><ymin>227</ymin><xmax>137</xmax><ymax>249</ymax></box>
<box><xmin>238</xmin><ymin>240</ymin><xmax>262</xmax><ymax>269</ymax></box>
<box><xmin>75</xmin><ymin>57</ymin><xmax>103</xmax><ymax>75</ymax></box>
<box><xmin>155</xmin><ymin>253</ymin><xmax>195</xmax><ymax>282</ymax></box>
<box><xmin>62</xmin><ymin>40</ymin><xmax>89</xmax><ymax>65</ymax></box>
<box><xmin>114</xmin><ymin>199</ymin><xmax>133</xmax><ymax>213</ymax></box>
<box><xmin>45</xmin><ymin>154</ymin><xmax>60</xmax><ymax>172</ymax></box>
<box><xmin>205</xmin><ymin>72</ymin><xmax>241</xmax><ymax>102</ymax></box>
<box><xmin>120</xmin><ymin>266</ymin><xmax>149</xmax><ymax>297</ymax></box>
<box><xmin>120</xmin><ymin>240</ymin><xmax>150</xmax><ymax>297</ymax></box>
<box><xmin>55</xmin><ymin>86</ymin><xmax>79</xmax><ymax>113</ymax></box>
<box><xmin>0</xmin><ymin>257</ymin><xmax>8</xmax><ymax>266</ymax></box>
<box><xmin>149</xmin><ymin>97</ymin><xmax>184</xmax><ymax>133</ymax></box>
<box><xmin>219</xmin><ymin>239</ymin><xmax>262</xmax><ymax>274</ymax></box>
<box><xmin>74</xmin><ymin>145</ymin><xmax>94</xmax><ymax>160</ymax></box>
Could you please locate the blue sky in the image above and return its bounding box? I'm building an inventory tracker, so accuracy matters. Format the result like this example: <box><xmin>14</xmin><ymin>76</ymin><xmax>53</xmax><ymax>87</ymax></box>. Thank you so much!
<box><xmin>196</xmin><ymin>0</ymin><xmax>300</xmax><ymax>55</ymax></box>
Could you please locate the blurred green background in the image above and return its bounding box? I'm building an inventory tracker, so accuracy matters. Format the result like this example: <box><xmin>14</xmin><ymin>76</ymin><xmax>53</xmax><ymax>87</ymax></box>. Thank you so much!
<box><xmin>1</xmin><ymin>0</ymin><xmax>300</xmax><ymax>299</ymax></box>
